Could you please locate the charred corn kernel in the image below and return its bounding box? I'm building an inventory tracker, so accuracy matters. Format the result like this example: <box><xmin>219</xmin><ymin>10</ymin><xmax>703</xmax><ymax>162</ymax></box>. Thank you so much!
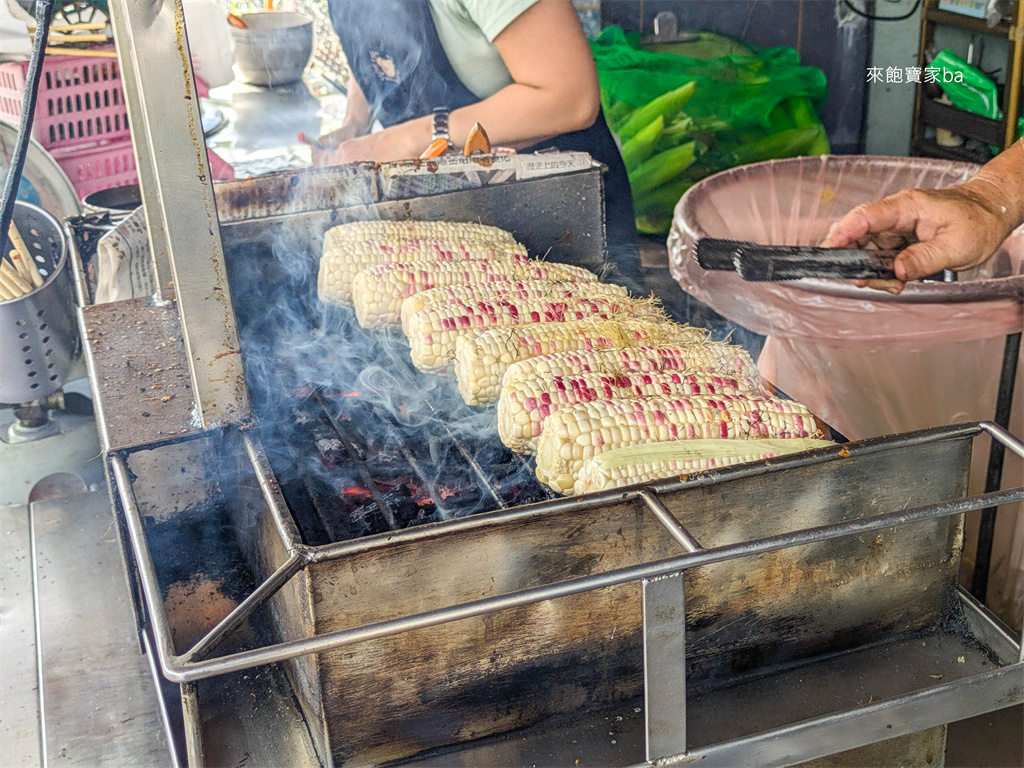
<box><xmin>502</xmin><ymin>344</ymin><xmax>757</xmax><ymax>389</ymax></box>
<box><xmin>351</xmin><ymin>260</ymin><xmax>599</xmax><ymax>329</ymax></box>
<box><xmin>320</xmin><ymin>239</ymin><xmax>528</xmax><ymax>306</ymax></box>
<box><xmin>399</xmin><ymin>280</ymin><xmax>628</xmax><ymax>335</ymax></box>
<box><xmin>407</xmin><ymin>296</ymin><xmax>666</xmax><ymax>374</ymax></box>
<box><xmin>573</xmin><ymin>437</ymin><xmax>835</xmax><ymax>495</ymax></box>
<box><xmin>454</xmin><ymin>319</ymin><xmax>709</xmax><ymax>406</ymax></box>
<box><xmin>497</xmin><ymin>370</ymin><xmax>760</xmax><ymax>454</ymax></box>
<box><xmin>535</xmin><ymin>394</ymin><xmax>823</xmax><ymax>494</ymax></box>
<box><xmin>323</xmin><ymin>220</ymin><xmax>516</xmax><ymax>251</ymax></box>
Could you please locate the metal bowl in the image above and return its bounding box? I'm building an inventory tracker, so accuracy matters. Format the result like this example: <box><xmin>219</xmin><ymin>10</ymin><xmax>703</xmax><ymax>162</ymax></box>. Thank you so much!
<box><xmin>230</xmin><ymin>11</ymin><xmax>314</xmax><ymax>87</ymax></box>
<box><xmin>1</xmin><ymin>201</ymin><xmax>77</xmax><ymax>405</ymax></box>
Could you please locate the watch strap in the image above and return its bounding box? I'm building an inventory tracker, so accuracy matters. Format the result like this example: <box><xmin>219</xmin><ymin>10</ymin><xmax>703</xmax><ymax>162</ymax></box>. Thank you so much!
<box><xmin>431</xmin><ymin>107</ymin><xmax>451</xmax><ymax>142</ymax></box>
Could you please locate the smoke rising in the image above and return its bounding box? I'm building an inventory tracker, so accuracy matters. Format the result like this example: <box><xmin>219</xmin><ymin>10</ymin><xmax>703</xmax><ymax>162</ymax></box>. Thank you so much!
<box><xmin>224</xmin><ymin>213</ymin><xmax>552</xmax><ymax>545</ymax></box>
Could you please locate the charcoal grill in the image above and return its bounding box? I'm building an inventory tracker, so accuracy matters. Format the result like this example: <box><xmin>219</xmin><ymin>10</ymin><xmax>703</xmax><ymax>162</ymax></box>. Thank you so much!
<box><xmin>68</xmin><ymin>3</ymin><xmax>1024</xmax><ymax>766</ymax></box>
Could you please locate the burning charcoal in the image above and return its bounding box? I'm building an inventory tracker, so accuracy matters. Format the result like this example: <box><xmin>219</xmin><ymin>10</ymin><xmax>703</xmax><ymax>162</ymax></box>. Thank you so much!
<box><xmin>346</xmin><ymin>493</ymin><xmax>392</xmax><ymax>537</ymax></box>
<box><xmin>387</xmin><ymin>485</ymin><xmax>429</xmax><ymax>529</ymax></box>
<box><xmin>314</xmin><ymin>436</ymin><xmax>345</xmax><ymax>467</ymax></box>
<box><xmin>310</xmin><ymin>425</ymin><xmax>345</xmax><ymax>467</ymax></box>
<box><xmin>472</xmin><ymin>442</ymin><xmax>516</xmax><ymax>467</ymax></box>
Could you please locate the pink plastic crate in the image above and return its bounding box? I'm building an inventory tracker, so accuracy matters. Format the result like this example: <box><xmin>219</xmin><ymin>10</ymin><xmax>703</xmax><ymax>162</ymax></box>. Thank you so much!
<box><xmin>0</xmin><ymin>50</ymin><xmax>131</xmax><ymax>151</ymax></box>
<box><xmin>51</xmin><ymin>139</ymin><xmax>235</xmax><ymax>200</ymax></box>
<box><xmin>1</xmin><ymin>51</ymin><xmax>229</xmax><ymax>198</ymax></box>
<box><xmin>52</xmin><ymin>138</ymin><xmax>137</xmax><ymax>199</ymax></box>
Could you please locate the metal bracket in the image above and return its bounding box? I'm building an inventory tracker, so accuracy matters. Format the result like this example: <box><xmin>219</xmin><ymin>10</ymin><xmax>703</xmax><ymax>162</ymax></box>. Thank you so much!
<box><xmin>108</xmin><ymin>0</ymin><xmax>250</xmax><ymax>429</ymax></box>
<box><xmin>644</xmin><ymin>12</ymin><xmax>699</xmax><ymax>45</ymax></box>
<box><xmin>643</xmin><ymin>571</ymin><xmax>688</xmax><ymax>762</ymax></box>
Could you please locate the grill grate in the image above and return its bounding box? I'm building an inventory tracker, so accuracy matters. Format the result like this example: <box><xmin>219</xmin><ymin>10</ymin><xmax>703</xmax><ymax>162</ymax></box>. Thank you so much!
<box><xmin>241</xmin><ymin>295</ymin><xmax>556</xmax><ymax>546</ymax></box>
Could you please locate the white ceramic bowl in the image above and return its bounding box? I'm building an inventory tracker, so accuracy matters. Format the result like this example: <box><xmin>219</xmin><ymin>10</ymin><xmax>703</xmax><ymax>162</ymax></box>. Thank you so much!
<box><xmin>230</xmin><ymin>11</ymin><xmax>314</xmax><ymax>87</ymax></box>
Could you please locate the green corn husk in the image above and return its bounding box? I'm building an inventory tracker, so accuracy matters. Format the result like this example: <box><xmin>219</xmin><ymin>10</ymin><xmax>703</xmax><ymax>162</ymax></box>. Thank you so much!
<box><xmin>621</xmin><ymin>115</ymin><xmax>664</xmax><ymax>172</ymax></box>
<box><xmin>634</xmin><ymin>179</ymin><xmax>694</xmax><ymax>213</ymax></box>
<box><xmin>616</xmin><ymin>81</ymin><xmax>697</xmax><ymax>141</ymax></box>
<box><xmin>661</xmin><ymin>114</ymin><xmax>694</xmax><ymax>141</ymax></box>
<box><xmin>602</xmin><ymin>92</ymin><xmax>635</xmax><ymax>132</ymax></box>
<box><xmin>730</xmin><ymin>126</ymin><xmax>823</xmax><ymax>166</ymax></box>
<box><xmin>629</xmin><ymin>141</ymin><xmax>697</xmax><ymax>195</ymax></box>
<box><xmin>635</xmin><ymin>210</ymin><xmax>676</xmax><ymax>234</ymax></box>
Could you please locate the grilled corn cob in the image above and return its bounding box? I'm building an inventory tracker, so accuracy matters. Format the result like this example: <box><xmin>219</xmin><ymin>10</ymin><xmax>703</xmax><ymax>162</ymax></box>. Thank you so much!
<box><xmin>498</xmin><ymin>369</ymin><xmax>760</xmax><ymax>454</ymax></box>
<box><xmin>408</xmin><ymin>296</ymin><xmax>666</xmax><ymax>374</ymax></box>
<box><xmin>501</xmin><ymin>344</ymin><xmax>757</xmax><ymax>388</ymax></box>
<box><xmin>323</xmin><ymin>220</ymin><xmax>517</xmax><ymax>252</ymax></box>
<box><xmin>535</xmin><ymin>394</ymin><xmax>824</xmax><ymax>494</ymax></box>
<box><xmin>399</xmin><ymin>280</ymin><xmax>629</xmax><ymax>335</ymax></box>
<box><xmin>454</xmin><ymin>319</ymin><xmax>709</xmax><ymax>407</ymax></box>
<box><xmin>351</xmin><ymin>260</ymin><xmax>599</xmax><ymax>328</ymax></box>
<box><xmin>321</xmin><ymin>241</ymin><xmax>528</xmax><ymax>306</ymax></box>
<box><xmin>573</xmin><ymin>438</ymin><xmax>835</xmax><ymax>495</ymax></box>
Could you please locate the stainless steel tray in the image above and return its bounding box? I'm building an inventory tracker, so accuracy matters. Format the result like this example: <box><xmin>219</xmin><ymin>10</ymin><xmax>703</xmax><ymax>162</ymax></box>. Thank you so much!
<box><xmin>107</xmin><ymin>422</ymin><xmax>1024</xmax><ymax>767</ymax></box>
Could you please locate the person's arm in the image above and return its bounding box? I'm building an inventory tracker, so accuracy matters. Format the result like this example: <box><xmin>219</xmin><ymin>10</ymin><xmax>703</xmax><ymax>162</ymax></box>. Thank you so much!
<box><xmin>322</xmin><ymin>0</ymin><xmax>600</xmax><ymax>165</ymax></box>
<box><xmin>823</xmin><ymin>138</ymin><xmax>1024</xmax><ymax>294</ymax></box>
<box><xmin>312</xmin><ymin>76</ymin><xmax>374</xmax><ymax>165</ymax></box>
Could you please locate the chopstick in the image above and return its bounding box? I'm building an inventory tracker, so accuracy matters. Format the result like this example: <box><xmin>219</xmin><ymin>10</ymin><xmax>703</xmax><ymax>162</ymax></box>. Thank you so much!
<box><xmin>34</xmin><ymin>32</ymin><xmax>109</xmax><ymax>43</ymax></box>
<box><xmin>2</xmin><ymin>222</ymin><xmax>45</xmax><ymax>301</ymax></box>
<box><xmin>43</xmin><ymin>47</ymin><xmax>117</xmax><ymax>57</ymax></box>
<box><xmin>30</xmin><ymin>22</ymin><xmax>108</xmax><ymax>31</ymax></box>
<box><xmin>0</xmin><ymin>257</ymin><xmax>33</xmax><ymax>298</ymax></box>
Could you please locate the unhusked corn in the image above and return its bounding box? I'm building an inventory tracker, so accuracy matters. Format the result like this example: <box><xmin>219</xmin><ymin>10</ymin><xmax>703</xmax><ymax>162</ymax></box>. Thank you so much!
<box><xmin>534</xmin><ymin>394</ymin><xmax>824</xmax><ymax>494</ymax></box>
<box><xmin>323</xmin><ymin>220</ymin><xmax>517</xmax><ymax>252</ymax></box>
<box><xmin>454</xmin><ymin>319</ymin><xmax>709</xmax><ymax>407</ymax></box>
<box><xmin>407</xmin><ymin>296</ymin><xmax>667</xmax><ymax>374</ymax></box>
<box><xmin>502</xmin><ymin>344</ymin><xmax>757</xmax><ymax>389</ymax></box>
<box><xmin>351</xmin><ymin>260</ymin><xmax>599</xmax><ymax>329</ymax></box>
<box><xmin>497</xmin><ymin>369</ymin><xmax>760</xmax><ymax>454</ymax></box>
<box><xmin>573</xmin><ymin>437</ymin><xmax>835</xmax><ymax>495</ymax></box>
<box><xmin>320</xmin><ymin>241</ymin><xmax>527</xmax><ymax>306</ymax></box>
<box><xmin>399</xmin><ymin>280</ymin><xmax>628</xmax><ymax>335</ymax></box>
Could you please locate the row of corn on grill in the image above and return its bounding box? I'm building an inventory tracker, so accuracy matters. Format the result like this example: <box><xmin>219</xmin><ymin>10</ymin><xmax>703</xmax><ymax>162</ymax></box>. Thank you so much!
<box><xmin>318</xmin><ymin>220</ymin><xmax>831</xmax><ymax>496</ymax></box>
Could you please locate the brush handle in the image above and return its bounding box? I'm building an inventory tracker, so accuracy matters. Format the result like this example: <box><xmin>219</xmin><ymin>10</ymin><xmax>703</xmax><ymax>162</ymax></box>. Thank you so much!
<box><xmin>734</xmin><ymin>245</ymin><xmax>898</xmax><ymax>282</ymax></box>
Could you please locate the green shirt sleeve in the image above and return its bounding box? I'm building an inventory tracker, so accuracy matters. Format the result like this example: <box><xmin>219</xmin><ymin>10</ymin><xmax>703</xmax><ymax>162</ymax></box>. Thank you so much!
<box><xmin>460</xmin><ymin>0</ymin><xmax>543</xmax><ymax>43</ymax></box>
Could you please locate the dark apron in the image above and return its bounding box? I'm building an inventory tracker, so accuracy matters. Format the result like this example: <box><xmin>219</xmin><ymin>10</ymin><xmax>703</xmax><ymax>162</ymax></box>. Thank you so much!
<box><xmin>327</xmin><ymin>0</ymin><xmax>643</xmax><ymax>292</ymax></box>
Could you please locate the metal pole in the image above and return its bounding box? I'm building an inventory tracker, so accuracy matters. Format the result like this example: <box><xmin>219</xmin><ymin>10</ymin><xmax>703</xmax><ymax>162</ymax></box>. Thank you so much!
<box><xmin>972</xmin><ymin>332</ymin><xmax>1021</xmax><ymax>602</ymax></box>
<box><xmin>107</xmin><ymin>0</ymin><xmax>250</xmax><ymax>428</ymax></box>
<box><xmin>161</xmin><ymin>486</ymin><xmax>1024</xmax><ymax>683</ymax></box>
<box><xmin>644</xmin><ymin>572</ymin><xmax>688</xmax><ymax>761</ymax></box>
<box><xmin>181</xmin><ymin>682</ymin><xmax>206</xmax><ymax>768</ymax></box>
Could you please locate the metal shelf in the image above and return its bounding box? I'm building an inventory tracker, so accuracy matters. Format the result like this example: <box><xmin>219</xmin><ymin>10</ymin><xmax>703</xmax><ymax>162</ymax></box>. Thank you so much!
<box><xmin>918</xmin><ymin>97</ymin><xmax>1006</xmax><ymax>145</ymax></box>
<box><xmin>924</xmin><ymin>7</ymin><xmax>1014</xmax><ymax>38</ymax></box>
<box><xmin>912</xmin><ymin>0</ymin><xmax>1024</xmax><ymax>155</ymax></box>
<box><xmin>912</xmin><ymin>137</ymin><xmax>995</xmax><ymax>164</ymax></box>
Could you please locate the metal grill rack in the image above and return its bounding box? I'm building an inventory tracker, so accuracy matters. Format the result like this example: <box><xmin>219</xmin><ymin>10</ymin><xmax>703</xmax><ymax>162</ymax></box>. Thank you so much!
<box><xmin>67</xmin><ymin>2</ymin><xmax>1024</xmax><ymax>764</ymax></box>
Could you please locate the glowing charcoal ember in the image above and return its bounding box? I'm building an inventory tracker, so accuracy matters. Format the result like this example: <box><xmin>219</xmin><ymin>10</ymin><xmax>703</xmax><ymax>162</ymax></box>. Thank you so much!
<box><xmin>572</xmin><ymin>437</ymin><xmax>836</xmax><ymax>495</ymax></box>
<box><xmin>406</xmin><ymin>296</ymin><xmax>668</xmax><ymax>375</ymax></box>
<box><xmin>534</xmin><ymin>394</ymin><xmax>825</xmax><ymax>495</ymax></box>
<box><xmin>351</xmin><ymin>260</ymin><xmax>600</xmax><ymax>329</ymax></box>
<box><xmin>454</xmin><ymin>319</ymin><xmax>710</xmax><ymax>407</ymax></box>
<box><xmin>497</xmin><ymin>369</ymin><xmax>760</xmax><ymax>454</ymax></box>
<box><xmin>398</xmin><ymin>280</ymin><xmax>628</xmax><ymax>336</ymax></box>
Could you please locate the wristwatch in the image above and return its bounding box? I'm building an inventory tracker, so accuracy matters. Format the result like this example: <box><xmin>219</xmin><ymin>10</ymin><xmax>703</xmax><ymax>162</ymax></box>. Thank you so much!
<box><xmin>431</xmin><ymin>107</ymin><xmax>451</xmax><ymax>143</ymax></box>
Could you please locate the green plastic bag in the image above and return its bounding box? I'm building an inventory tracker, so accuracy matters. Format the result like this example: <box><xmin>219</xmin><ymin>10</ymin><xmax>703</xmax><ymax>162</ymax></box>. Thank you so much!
<box><xmin>591</xmin><ymin>26</ymin><xmax>830</xmax><ymax>234</ymax></box>
<box><xmin>928</xmin><ymin>49</ymin><xmax>1001</xmax><ymax>120</ymax></box>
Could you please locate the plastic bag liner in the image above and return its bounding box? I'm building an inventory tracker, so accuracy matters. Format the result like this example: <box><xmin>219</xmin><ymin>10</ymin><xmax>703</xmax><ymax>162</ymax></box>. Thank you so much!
<box><xmin>668</xmin><ymin>154</ymin><xmax>1023</xmax><ymax>627</ymax></box>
